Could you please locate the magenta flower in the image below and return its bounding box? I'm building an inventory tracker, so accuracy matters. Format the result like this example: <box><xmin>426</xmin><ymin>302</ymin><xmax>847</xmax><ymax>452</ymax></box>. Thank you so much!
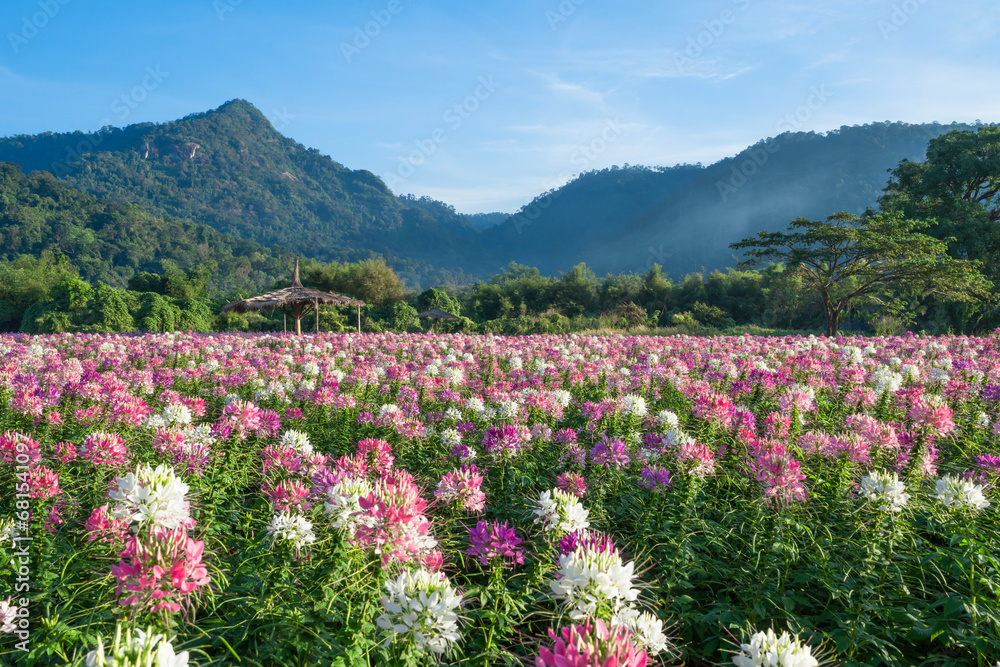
<box><xmin>557</xmin><ymin>529</ymin><xmax>617</xmax><ymax>557</ymax></box>
<box><xmin>590</xmin><ymin>435</ymin><xmax>630</xmax><ymax>469</ymax></box>
<box><xmin>557</xmin><ymin>471</ymin><xmax>587</xmax><ymax>498</ymax></box>
<box><xmin>466</xmin><ymin>520</ymin><xmax>524</xmax><ymax>567</ymax></box>
<box><xmin>536</xmin><ymin>617</ymin><xmax>648</xmax><ymax>667</ymax></box>
<box><xmin>481</xmin><ymin>424</ymin><xmax>529</xmax><ymax>458</ymax></box>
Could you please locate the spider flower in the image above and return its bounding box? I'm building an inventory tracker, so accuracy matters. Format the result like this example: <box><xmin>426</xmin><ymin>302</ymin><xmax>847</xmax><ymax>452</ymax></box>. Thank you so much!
<box><xmin>536</xmin><ymin>617</ymin><xmax>648</xmax><ymax>667</ymax></box>
<box><xmin>935</xmin><ymin>474</ymin><xmax>991</xmax><ymax>511</ymax></box>
<box><xmin>532</xmin><ymin>488</ymin><xmax>590</xmax><ymax>537</ymax></box>
<box><xmin>85</xmin><ymin>625</ymin><xmax>189</xmax><ymax>667</ymax></box>
<box><xmin>858</xmin><ymin>470</ymin><xmax>910</xmax><ymax>512</ymax></box>
<box><xmin>376</xmin><ymin>568</ymin><xmax>463</xmax><ymax>656</ymax></box>
<box><xmin>732</xmin><ymin>627</ymin><xmax>818</xmax><ymax>667</ymax></box>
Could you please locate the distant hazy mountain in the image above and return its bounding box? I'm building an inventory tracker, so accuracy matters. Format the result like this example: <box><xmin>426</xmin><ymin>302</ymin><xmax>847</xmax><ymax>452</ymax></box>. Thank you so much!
<box><xmin>0</xmin><ymin>99</ymin><xmax>983</xmax><ymax>281</ymax></box>
<box><xmin>482</xmin><ymin>121</ymin><xmax>981</xmax><ymax>277</ymax></box>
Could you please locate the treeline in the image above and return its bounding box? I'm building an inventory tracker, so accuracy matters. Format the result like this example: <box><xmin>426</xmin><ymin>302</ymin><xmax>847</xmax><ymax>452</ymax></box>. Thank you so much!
<box><xmin>0</xmin><ymin>252</ymin><xmax>975</xmax><ymax>336</ymax></box>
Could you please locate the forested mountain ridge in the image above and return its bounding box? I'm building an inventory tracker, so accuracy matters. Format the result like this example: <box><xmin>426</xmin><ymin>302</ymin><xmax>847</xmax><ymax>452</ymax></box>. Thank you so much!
<box><xmin>0</xmin><ymin>100</ymin><xmax>499</xmax><ymax>285</ymax></box>
<box><xmin>0</xmin><ymin>161</ymin><xmax>292</xmax><ymax>291</ymax></box>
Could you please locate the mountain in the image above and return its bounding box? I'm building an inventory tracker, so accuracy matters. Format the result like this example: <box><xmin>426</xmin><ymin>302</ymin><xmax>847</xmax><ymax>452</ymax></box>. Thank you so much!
<box><xmin>482</xmin><ymin>121</ymin><xmax>983</xmax><ymax>277</ymax></box>
<box><xmin>0</xmin><ymin>100</ymin><xmax>986</xmax><ymax>282</ymax></box>
<box><xmin>0</xmin><ymin>100</ymin><xmax>498</xmax><ymax>286</ymax></box>
<box><xmin>0</xmin><ymin>161</ymin><xmax>291</xmax><ymax>292</ymax></box>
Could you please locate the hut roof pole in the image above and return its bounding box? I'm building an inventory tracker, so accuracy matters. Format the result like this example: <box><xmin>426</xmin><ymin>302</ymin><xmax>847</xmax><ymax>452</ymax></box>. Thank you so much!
<box><xmin>357</xmin><ymin>304</ymin><xmax>361</xmax><ymax>333</ymax></box>
<box><xmin>294</xmin><ymin>302</ymin><xmax>302</xmax><ymax>335</ymax></box>
<box><xmin>315</xmin><ymin>297</ymin><xmax>319</xmax><ymax>334</ymax></box>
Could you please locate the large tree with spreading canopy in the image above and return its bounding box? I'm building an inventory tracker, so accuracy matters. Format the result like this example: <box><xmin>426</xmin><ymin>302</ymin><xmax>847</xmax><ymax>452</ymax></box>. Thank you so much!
<box><xmin>730</xmin><ymin>211</ymin><xmax>991</xmax><ymax>336</ymax></box>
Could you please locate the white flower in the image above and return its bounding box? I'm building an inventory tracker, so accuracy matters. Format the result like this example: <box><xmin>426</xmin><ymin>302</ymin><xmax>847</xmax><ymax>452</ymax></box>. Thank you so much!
<box><xmin>656</xmin><ymin>410</ymin><xmax>679</xmax><ymax>429</ymax></box>
<box><xmin>442</xmin><ymin>367</ymin><xmax>464</xmax><ymax>385</ymax></box>
<box><xmin>376</xmin><ymin>569</ymin><xmax>463</xmax><ymax>655</ymax></box>
<box><xmin>279</xmin><ymin>429</ymin><xmax>313</xmax><ymax>455</ymax></box>
<box><xmin>440</xmin><ymin>428</ymin><xmax>463</xmax><ymax>448</ymax></box>
<box><xmin>732</xmin><ymin>627</ymin><xmax>818</xmax><ymax>667</ymax></box>
<box><xmin>549</xmin><ymin>545</ymin><xmax>639</xmax><ymax>621</ymax></box>
<box><xmin>617</xmin><ymin>609</ymin><xmax>672</xmax><ymax>657</ymax></box>
<box><xmin>550</xmin><ymin>389</ymin><xmax>572</xmax><ymax>407</ymax></box>
<box><xmin>870</xmin><ymin>366</ymin><xmax>903</xmax><ymax>396</ymax></box>
<box><xmin>508</xmin><ymin>355</ymin><xmax>522</xmax><ymax>370</ymax></box>
<box><xmin>86</xmin><ymin>626</ymin><xmax>188</xmax><ymax>667</ymax></box>
<box><xmin>621</xmin><ymin>394</ymin><xmax>647</xmax><ymax>418</ymax></box>
<box><xmin>935</xmin><ymin>474</ymin><xmax>991</xmax><ymax>511</ymax></box>
<box><xmin>110</xmin><ymin>465</ymin><xmax>191</xmax><ymax>531</ymax></box>
<box><xmin>531</xmin><ymin>489</ymin><xmax>590</xmax><ymax>536</ymax></box>
<box><xmin>859</xmin><ymin>470</ymin><xmax>910</xmax><ymax>512</ymax></box>
<box><xmin>161</xmin><ymin>403</ymin><xmax>192</xmax><ymax>426</ymax></box>
<box><xmin>266</xmin><ymin>511</ymin><xmax>317</xmax><ymax>551</ymax></box>
<box><xmin>324</xmin><ymin>478</ymin><xmax>373</xmax><ymax>537</ymax></box>
<box><xmin>0</xmin><ymin>598</ymin><xmax>18</xmax><ymax>634</ymax></box>
<box><xmin>495</xmin><ymin>400</ymin><xmax>520</xmax><ymax>421</ymax></box>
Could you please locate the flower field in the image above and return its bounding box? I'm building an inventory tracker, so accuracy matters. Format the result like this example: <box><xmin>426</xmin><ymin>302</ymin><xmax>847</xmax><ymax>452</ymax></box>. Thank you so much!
<box><xmin>1</xmin><ymin>331</ymin><xmax>999</xmax><ymax>666</ymax></box>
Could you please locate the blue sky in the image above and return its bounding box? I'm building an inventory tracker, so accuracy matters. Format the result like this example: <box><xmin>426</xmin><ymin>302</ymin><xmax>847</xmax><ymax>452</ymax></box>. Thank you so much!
<box><xmin>0</xmin><ymin>0</ymin><xmax>997</xmax><ymax>213</ymax></box>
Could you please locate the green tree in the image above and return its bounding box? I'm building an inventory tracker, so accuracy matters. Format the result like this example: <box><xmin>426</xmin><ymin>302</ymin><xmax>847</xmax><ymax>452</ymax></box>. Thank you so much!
<box><xmin>730</xmin><ymin>212</ymin><xmax>991</xmax><ymax>336</ymax></box>
<box><xmin>880</xmin><ymin>126</ymin><xmax>1000</xmax><ymax>274</ymax></box>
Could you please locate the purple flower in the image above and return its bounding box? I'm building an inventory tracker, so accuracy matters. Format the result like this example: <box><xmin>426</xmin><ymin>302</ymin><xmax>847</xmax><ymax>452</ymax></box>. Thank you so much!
<box><xmin>590</xmin><ymin>435</ymin><xmax>630</xmax><ymax>468</ymax></box>
<box><xmin>639</xmin><ymin>466</ymin><xmax>673</xmax><ymax>492</ymax></box>
<box><xmin>467</xmin><ymin>520</ymin><xmax>524</xmax><ymax>567</ymax></box>
<box><xmin>481</xmin><ymin>424</ymin><xmax>528</xmax><ymax>457</ymax></box>
<box><xmin>557</xmin><ymin>529</ymin><xmax>617</xmax><ymax>556</ymax></box>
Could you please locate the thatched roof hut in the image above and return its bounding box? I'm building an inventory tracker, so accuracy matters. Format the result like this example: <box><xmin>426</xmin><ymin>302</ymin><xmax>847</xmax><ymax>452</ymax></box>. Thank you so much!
<box><xmin>417</xmin><ymin>308</ymin><xmax>459</xmax><ymax>332</ymax></box>
<box><xmin>222</xmin><ymin>258</ymin><xmax>366</xmax><ymax>334</ymax></box>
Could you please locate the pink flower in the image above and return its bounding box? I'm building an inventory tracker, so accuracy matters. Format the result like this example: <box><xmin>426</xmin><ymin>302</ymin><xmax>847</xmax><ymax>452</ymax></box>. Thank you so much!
<box><xmin>112</xmin><ymin>528</ymin><xmax>209</xmax><ymax>617</ymax></box>
<box><xmin>85</xmin><ymin>504</ymin><xmax>131</xmax><ymax>543</ymax></box>
<box><xmin>80</xmin><ymin>432</ymin><xmax>128</xmax><ymax>467</ymax></box>
<box><xmin>0</xmin><ymin>431</ymin><xmax>42</xmax><ymax>465</ymax></box>
<box><xmin>27</xmin><ymin>466</ymin><xmax>60</xmax><ymax>499</ymax></box>
<box><xmin>435</xmin><ymin>465</ymin><xmax>486</xmax><ymax>513</ymax></box>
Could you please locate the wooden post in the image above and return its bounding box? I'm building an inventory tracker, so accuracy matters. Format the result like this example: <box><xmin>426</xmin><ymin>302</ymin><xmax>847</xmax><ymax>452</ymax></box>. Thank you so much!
<box><xmin>283</xmin><ymin>313</ymin><xmax>286</xmax><ymax>333</ymax></box>
<box><xmin>294</xmin><ymin>303</ymin><xmax>302</xmax><ymax>335</ymax></box>
<box><xmin>357</xmin><ymin>304</ymin><xmax>361</xmax><ymax>333</ymax></box>
<box><xmin>315</xmin><ymin>297</ymin><xmax>319</xmax><ymax>333</ymax></box>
